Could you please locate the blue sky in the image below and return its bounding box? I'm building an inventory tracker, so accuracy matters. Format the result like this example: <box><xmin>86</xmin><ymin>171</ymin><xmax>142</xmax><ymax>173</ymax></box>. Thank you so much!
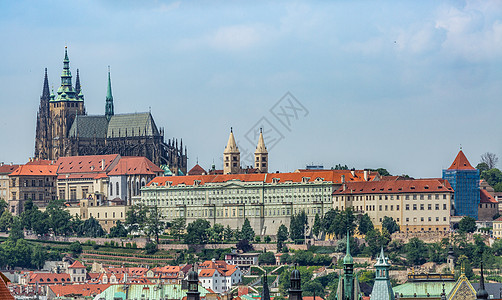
<box><xmin>0</xmin><ymin>0</ymin><xmax>501</xmax><ymax>178</ymax></box>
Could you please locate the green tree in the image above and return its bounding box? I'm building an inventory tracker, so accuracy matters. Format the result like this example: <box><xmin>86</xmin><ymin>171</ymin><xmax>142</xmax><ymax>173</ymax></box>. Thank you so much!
<box><xmin>185</xmin><ymin>219</ymin><xmax>211</xmax><ymax>244</ymax></box>
<box><xmin>240</xmin><ymin>218</ymin><xmax>255</xmax><ymax>241</ymax></box>
<box><xmin>476</xmin><ymin>162</ymin><xmax>489</xmax><ymax>173</ymax></box>
<box><xmin>405</xmin><ymin>237</ymin><xmax>428</xmax><ymax>266</ymax></box>
<box><xmin>146</xmin><ymin>205</ymin><xmax>164</xmax><ymax>245</ymax></box>
<box><xmin>312</xmin><ymin>213</ymin><xmax>322</xmax><ymax>238</ymax></box>
<box><xmin>31</xmin><ymin>245</ymin><xmax>46</xmax><ymax>269</ymax></box>
<box><xmin>0</xmin><ymin>198</ymin><xmax>7</xmax><ymax>215</ymax></box>
<box><xmin>458</xmin><ymin>216</ymin><xmax>477</xmax><ymax>233</ymax></box>
<box><xmin>264</xmin><ymin>235</ymin><xmax>271</xmax><ymax>243</ymax></box>
<box><xmin>170</xmin><ymin>217</ymin><xmax>186</xmax><ymax>241</ymax></box>
<box><xmin>290</xmin><ymin>210</ymin><xmax>308</xmax><ymax>243</ymax></box>
<box><xmin>14</xmin><ymin>239</ymin><xmax>32</xmax><ymax>268</ymax></box>
<box><xmin>334</xmin><ymin>164</ymin><xmax>349</xmax><ymax>170</ymax></box>
<box><xmin>9</xmin><ymin>216</ymin><xmax>24</xmax><ymax>241</ymax></box>
<box><xmin>109</xmin><ymin>220</ymin><xmax>128</xmax><ymax>238</ymax></box>
<box><xmin>31</xmin><ymin>210</ymin><xmax>50</xmax><ymax>236</ymax></box>
<box><xmin>322</xmin><ymin>209</ymin><xmax>339</xmax><ymax>235</ymax></box>
<box><xmin>277</xmin><ymin>224</ymin><xmax>289</xmax><ymax>252</ymax></box>
<box><xmin>0</xmin><ymin>210</ymin><xmax>13</xmax><ymax>232</ymax></box>
<box><xmin>365</xmin><ymin>229</ymin><xmax>390</xmax><ymax>257</ymax></box>
<box><xmin>223</xmin><ymin>225</ymin><xmax>233</xmax><ymax>241</ymax></box>
<box><xmin>236</xmin><ymin>239</ymin><xmax>253</xmax><ymax>252</ymax></box>
<box><xmin>258</xmin><ymin>252</ymin><xmax>276</xmax><ymax>265</ymax></box>
<box><xmin>145</xmin><ymin>241</ymin><xmax>157</xmax><ymax>254</ymax></box>
<box><xmin>80</xmin><ymin>217</ymin><xmax>105</xmax><ymax>237</ymax></box>
<box><xmin>481</xmin><ymin>152</ymin><xmax>499</xmax><ymax>169</ymax></box>
<box><xmin>481</xmin><ymin>168</ymin><xmax>502</xmax><ymax>188</ymax></box>
<box><xmin>358</xmin><ymin>213</ymin><xmax>374</xmax><ymax>235</ymax></box>
<box><xmin>125</xmin><ymin>204</ymin><xmax>148</xmax><ymax>234</ymax></box>
<box><xmin>69</xmin><ymin>241</ymin><xmax>83</xmax><ymax>255</ymax></box>
<box><xmin>370</xmin><ymin>168</ymin><xmax>391</xmax><ymax>176</ymax></box>
<box><xmin>381</xmin><ymin>216</ymin><xmax>400</xmax><ymax>234</ymax></box>
<box><xmin>47</xmin><ymin>199</ymin><xmax>72</xmax><ymax>236</ymax></box>
<box><xmin>209</xmin><ymin>223</ymin><xmax>224</xmax><ymax>243</ymax></box>
<box><xmin>20</xmin><ymin>199</ymin><xmax>37</xmax><ymax>230</ymax></box>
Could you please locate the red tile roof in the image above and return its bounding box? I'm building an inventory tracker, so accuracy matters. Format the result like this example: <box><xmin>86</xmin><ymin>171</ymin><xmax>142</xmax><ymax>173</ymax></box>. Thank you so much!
<box><xmin>148</xmin><ymin>169</ymin><xmax>377</xmax><ymax>187</ymax></box>
<box><xmin>69</xmin><ymin>260</ymin><xmax>85</xmax><ymax>269</ymax></box>
<box><xmin>0</xmin><ymin>272</ymin><xmax>14</xmax><ymax>300</ymax></box>
<box><xmin>48</xmin><ymin>284</ymin><xmax>110</xmax><ymax>297</ymax></box>
<box><xmin>448</xmin><ymin>150</ymin><xmax>476</xmax><ymax>170</ymax></box>
<box><xmin>56</xmin><ymin>154</ymin><xmax>120</xmax><ymax>174</ymax></box>
<box><xmin>28</xmin><ymin>273</ymin><xmax>71</xmax><ymax>284</ymax></box>
<box><xmin>25</xmin><ymin>159</ymin><xmax>53</xmax><ymax>165</ymax></box>
<box><xmin>0</xmin><ymin>164</ymin><xmax>20</xmax><ymax>175</ymax></box>
<box><xmin>107</xmin><ymin>156</ymin><xmax>163</xmax><ymax>176</ymax></box>
<box><xmin>199</xmin><ymin>269</ymin><xmax>217</xmax><ymax>277</ymax></box>
<box><xmin>480</xmin><ymin>189</ymin><xmax>498</xmax><ymax>204</ymax></box>
<box><xmin>9</xmin><ymin>164</ymin><xmax>58</xmax><ymax>176</ymax></box>
<box><xmin>332</xmin><ymin>178</ymin><xmax>453</xmax><ymax>195</ymax></box>
<box><xmin>188</xmin><ymin>164</ymin><xmax>207</xmax><ymax>176</ymax></box>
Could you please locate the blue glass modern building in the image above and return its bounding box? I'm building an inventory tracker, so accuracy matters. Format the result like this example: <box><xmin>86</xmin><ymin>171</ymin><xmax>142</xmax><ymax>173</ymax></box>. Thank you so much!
<box><xmin>442</xmin><ymin>151</ymin><xmax>480</xmax><ymax>219</ymax></box>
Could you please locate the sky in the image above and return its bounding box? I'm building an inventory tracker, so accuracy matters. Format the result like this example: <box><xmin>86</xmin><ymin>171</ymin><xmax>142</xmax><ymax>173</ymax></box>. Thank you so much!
<box><xmin>0</xmin><ymin>0</ymin><xmax>501</xmax><ymax>178</ymax></box>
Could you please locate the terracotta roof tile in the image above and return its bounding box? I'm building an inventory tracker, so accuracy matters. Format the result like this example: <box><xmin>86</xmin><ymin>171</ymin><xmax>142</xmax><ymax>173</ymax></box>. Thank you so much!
<box><xmin>9</xmin><ymin>164</ymin><xmax>58</xmax><ymax>176</ymax></box>
<box><xmin>148</xmin><ymin>169</ymin><xmax>377</xmax><ymax>187</ymax></box>
<box><xmin>48</xmin><ymin>284</ymin><xmax>110</xmax><ymax>297</ymax></box>
<box><xmin>480</xmin><ymin>189</ymin><xmax>498</xmax><ymax>204</ymax></box>
<box><xmin>0</xmin><ymin>164</ymin><xmax>20</xmax><ymax>175</ymax></box>
<box><xmin>448</xmin><ymin>150</ymin><xmax>476</xmax><ymax>170</ymax></box>
<box><xmin>107</xmin><ymin>156</ymin><xmax>163</xmax><ymax>176</ymax></box>
<box><xmin>56</xmin><ymin>154</ymin><xmax>120</xmax><ymax>174</ymax></box>
<box><xmin>28</xmin><ymin>273</ymin><xmax>71</xmax><ymax>284</ymax></box>
<box><xmin>69</xmin><ymin>260</ymin><xmax>85</xmax><ymax>268</ymax></box>
<box><xmin>188</xmin><ymin>164</ymin><xmax>207</xmax><ymax>176</ymax></box>
<box><xmin>0</xmin><ymin>272</ymin><xmax>14</xmax><ymax>300</ymax></box>
<box><xmin>333</xmin><ymin>178</ymin><xmax>453</xmax><ymax>195</ymax></box>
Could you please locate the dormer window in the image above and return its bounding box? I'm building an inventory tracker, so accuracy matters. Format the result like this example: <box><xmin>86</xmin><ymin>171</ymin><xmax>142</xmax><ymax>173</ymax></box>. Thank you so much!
<box><xmin>272</xmin><ymin>178</ymin><xmax>280</xmax><ymax>184</ymax></box>
<box><xmin>302</xmin><ymin>177</ymin><xmax>310</xmax><ymax>183</ymax></box>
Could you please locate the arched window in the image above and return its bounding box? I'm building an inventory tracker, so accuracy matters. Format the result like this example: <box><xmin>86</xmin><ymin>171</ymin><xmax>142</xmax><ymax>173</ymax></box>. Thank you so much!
<box><xmin>110</xmin><ymin>184</ymin><xmax>113</xmax><ymax>196</ymax></box>
<box><xmin>116</xmin><ymin>182</ymin><xmax>119</xmax><ymax>196</ymax></box>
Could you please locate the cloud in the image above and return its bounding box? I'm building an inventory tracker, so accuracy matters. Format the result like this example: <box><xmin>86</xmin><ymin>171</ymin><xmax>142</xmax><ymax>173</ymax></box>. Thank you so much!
<box><xmin>207</xmin><ymin>25</ymin><xmax>265</xmax><ymax>51</ymax></box>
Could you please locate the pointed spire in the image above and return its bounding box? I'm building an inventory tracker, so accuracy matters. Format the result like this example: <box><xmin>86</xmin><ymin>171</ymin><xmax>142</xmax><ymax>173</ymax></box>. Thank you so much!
<box><xmin>448</xmin><ymin>150</ymin><xmax>475</xmax><ymax>170</ymax></box>
<box><xmin>56</xmin><ymin>46</ymin><xmax>79</xmax><ymax>101</ymax></box>
<box><xmin>477</xmin><ymin>261</ymin><xmax>489</xmax><ymax>300</ymax></box>
<box><xmin>42</xmin><ymin>68</ymin><xmax>50</xmax><ymax>99</ymax></box>
<box><xmin>224</xmin><ymin>127</ymin><xmax>239</xmax><ymax>154</ymax></box>
<box><xmin>255</xmin><ymin>128</ymin><xmax>267</xmax><ymax>154</ymax></box>
<box><xmin>105</xmin><ymin>66</ymin><xmax>114</xmax><ymax>120</ymax></box>
<box><xmin>75</xmin><ymin>69</ymin><xmax>81</xmax><ymax>95</ymax></box>
<box><xmin>343</xmin><ymin>230</ymin><xmax>353</xmax><ymax>265</ymax></box>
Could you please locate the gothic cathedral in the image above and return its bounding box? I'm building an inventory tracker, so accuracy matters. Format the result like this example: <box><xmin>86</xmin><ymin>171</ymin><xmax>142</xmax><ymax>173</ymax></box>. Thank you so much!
<box><xmin>34</xmin><ymin>47</ymin><xmax>187</xmax><ymax>174</ymax></box>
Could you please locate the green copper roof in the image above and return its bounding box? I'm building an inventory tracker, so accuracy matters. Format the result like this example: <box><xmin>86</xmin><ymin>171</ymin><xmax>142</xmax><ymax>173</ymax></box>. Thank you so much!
<box><xmin>95</xmin><ymin>284</ymin><xmax>211</xmax><ymax>300</ymax></box>
<box><xmin>52</xmin><ymin>47</ymin><xmax>81</xmax><ymax>102</ymax></box>
<box><xmin>105</xmin><ymin>67</ymin><xmax>114</xmax><ymax>119</ymax></box>
<box><xmin>393</xmin><ymin>281</ymin><xmax>456</xmax><ymax>298</ymax></box>
<box><xmin>343</xmin><ymin>232</ymin><xmax>353</xmax><ymax>264</ymax></box>
<box><xmin>107</xmin><ymin>113</ymin><xmax>159</xmax><ymax>138</ymax></box>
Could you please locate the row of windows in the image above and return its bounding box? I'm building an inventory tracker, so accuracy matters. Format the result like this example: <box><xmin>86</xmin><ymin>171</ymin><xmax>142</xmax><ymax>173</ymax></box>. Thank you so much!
<box><xmin>405</xmin><ymin>203</ymin><xmax>448</xmax><ymax>211</ymax></box>
<box><xmin>339</xmin><ymin>193</ymin><xmax>449</xmax><ymax>201</ymax></box>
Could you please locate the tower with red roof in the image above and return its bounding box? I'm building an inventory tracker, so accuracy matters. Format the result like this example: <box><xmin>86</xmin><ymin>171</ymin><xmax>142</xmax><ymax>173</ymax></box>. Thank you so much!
<box><xmin>442</xmin><ymin>150</ymin><xmax>480</xmax><ymax>219</ymax></box>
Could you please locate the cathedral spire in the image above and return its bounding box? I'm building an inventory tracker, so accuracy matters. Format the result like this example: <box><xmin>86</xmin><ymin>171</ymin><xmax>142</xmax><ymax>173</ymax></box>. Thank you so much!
<box><xmin>55</xmin><ymin>46</ymin><xmax>79</xmax><ymax>101</ymax></box>
<box><xmin>42</xmin><ymin>68</ymin><xmax>50</xmax><ymax>100</ymax></box>
<box><xmin>105</xmin><ymin>66</ymin><xmax>114</xmax><ymax>120</ymax></box>
<box><xmin>477</xmin><ymin>261</ymin><xmax>488</xmax><ymax>300</ymax></box>
<box><xmin>75</xmin><ymin>69</ymin><xmax>81</xmax><ymax>95</ymax></box>
<box><xmin>223</xmin><ymin>128</ymin><xmax>241</xmax><ymax>174</ymax></box>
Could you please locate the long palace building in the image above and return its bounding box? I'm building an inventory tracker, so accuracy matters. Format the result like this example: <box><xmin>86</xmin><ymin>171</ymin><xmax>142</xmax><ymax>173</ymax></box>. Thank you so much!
<box><xmin>141</xmin><ymin>169</ymin><xmax>379</xmax><ymax>235</ymax></box>
<box><xmin>34</xmin><ymin>47</ymin><xmax>187</xmax><ymax>174</ymax></box>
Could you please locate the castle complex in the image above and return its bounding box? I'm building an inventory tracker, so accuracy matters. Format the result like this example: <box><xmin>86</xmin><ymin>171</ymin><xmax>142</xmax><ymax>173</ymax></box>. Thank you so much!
<box><xmin>34</xmin><ymin>47</ymin><xmax>187</xmax><ymax>175</ymax></box>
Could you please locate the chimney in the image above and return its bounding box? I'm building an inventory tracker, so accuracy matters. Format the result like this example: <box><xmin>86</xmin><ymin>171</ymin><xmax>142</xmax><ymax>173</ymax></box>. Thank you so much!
<box><xmin>350</xmin><ymin>169</ymin><xmax>355</xmax><ymax>177</ymax></box>
<box><xmin>341</xmin><ymin>175</ymin><xmax>345</xmax><ymax>183</ymax></box>
<box><xmin>91</xmin><ymin>165</ymin><xmax>94</xmax><ymax>171</ymax></box>
<box><xmin>343</xmin><ymin>183</ymin><xmax>346</xmax><ymax>191</ymax></box>
<box><xmin>10</xmin><ymin>162</ymin><xmax>13</xmax><ymax>166</ymax></box>
<box><xmin>0</xmin><ymin>162</ymin><xmax>3</xmax><ymax>167</ymax></box>
<box><xmin>364</xmin><ymin>170</ymin><xmax>368</xmax><ymax>181</ymax></box>
<box><xmin>101</xmin><ymin>159</ymin><xmax>105</xmax><ymax>170</ymax></box>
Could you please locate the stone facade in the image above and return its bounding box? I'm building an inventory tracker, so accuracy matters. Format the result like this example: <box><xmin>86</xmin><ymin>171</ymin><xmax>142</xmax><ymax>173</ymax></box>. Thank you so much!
<box><xmin>141</xmin><ymin>169</ymin><xmax>378</xmax><ymax>235</ymax></box>
<box><xmin>34</xmin><ymin>48</ymin><xmax>187</xmax><ymax>174</ymax></box>
<box><xmin>333</xmin><ymin>178</ymin><xmax>453</xmax><ymax>232</ymax></box>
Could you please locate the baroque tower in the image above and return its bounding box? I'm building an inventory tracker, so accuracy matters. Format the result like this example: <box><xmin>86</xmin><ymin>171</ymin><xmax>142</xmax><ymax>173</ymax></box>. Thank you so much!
<box><xmin>223</xmin><ymin>128</ymin><xmax>240</xmax><ymax>174</ymax></box>
<box><xmin>186</xmin><ymin>267</ymin><xmax>200</xmax><ymax>300</ymax></box>
<box><xmin>49</xmin><ymin>47</ymin><xmax>86</xmax><ymax>159</ymax></box>
<box><xmin>370</xmin><ymin>248</ymin><xmax>394</xmax><ymax>300</ymax></box>
<box><xmin>254</xmin><ymin>128</ymin><xmax>268</xmax><ymax>173</ymax></box>
<box><xmin>288</xmin><ymin>267</ymin><xmax>302</xmax><ymax>300</ymax></box>
<box><xmin>336</xmin><ymin>232</ymin><xmax>362</xmax><ymax>300</ymax></box>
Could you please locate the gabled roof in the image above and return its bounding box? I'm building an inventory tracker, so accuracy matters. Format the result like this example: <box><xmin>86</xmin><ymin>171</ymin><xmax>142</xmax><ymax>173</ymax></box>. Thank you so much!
<box><xmin>69</xmin><ymin>115</ymin><xmax>109</xmax><ymax>138</ymax></box>
<box><xmin>69</xmin><ymin>260</ymin><xmax>85</xmax><ymax>269</ymax></box>
<box><xmin>28</xmin><ymin>273</ymin><xmax>71</xmax><ymax>284</ymax></box>
<box><xmin>9</xmin><ymin>164</ymin><xmax>58</xmax><ymax>176</ymax></box>
<box><xmin>107</xmin><ymin>156</ymin><xmax>163</xmax><ymax>176</ymax></box>
<box><xmin>56</xmin><ymin>154</ymin><xmax>120</xmax><ymax>174</ymax></box>
<box><xmin>48</xmin><ymin>284</ymin><xmax>110</xmax><ymax>297</ymax></box>
<box><xmin>480</xmin><ymin>189</ymin><xmax>498</xmax><ymax>204</ymax></box>
<box><xmin>148</xmin><ymin>169</ymin><xmax>377</xmax><ymax>187</ymax></box>
<box><xmin>0</xmin><ymin>272</ymin><xmax>14</xmax><ymax>300</ymax></box>
<box><xmin>188</xmin><ymin>164</ymin><xmax>207</xmax><ymax>176</ymax></box>
<box><xmin>448</xmin><ymin>150</ymin><xmax>476</xmax><ymax>170</ymax></box>
<box><xmin>0</xmin><ymin>164</ymin><xmax>19</xmax><ymax>175</ymax></box>
<box><xmin>333</xmin><ymin>178</ymin><xmax>453</xmax><ymax>195</ymax></box>
<box><xmin>199</xmin><ymin>269</ymin><xmax>217</xmax><ymax>277</ymax></box>
<box><xmin>107</xmin><ymin>113</ymin><xmax>159</xmax><ymax>138</ymax></box>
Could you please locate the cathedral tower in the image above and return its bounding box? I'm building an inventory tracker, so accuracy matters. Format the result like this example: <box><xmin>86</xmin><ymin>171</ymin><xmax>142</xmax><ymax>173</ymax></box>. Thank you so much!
<box><xmin>48</xmin><ymin>47</ymin><xmax>86</xmax><ymax>160</ymax></box>
<box><xmin>105</xmin><ymin>67</ymin><xmax>114</xmax><ymax>120</ymax></box>
<box><xmin>254</xmin><ymin>128</ymin><xmax>268</xmax><ymax>173</ymax></box>
<box><xmin>34</xmin><ymin>68</ymin><xmax>52</xmax><ymax>159</ymax></box>
<box><xmin>223</xmin><ymin>128</ymin><xmax>240</xmax><ymax>174</ymax></box>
